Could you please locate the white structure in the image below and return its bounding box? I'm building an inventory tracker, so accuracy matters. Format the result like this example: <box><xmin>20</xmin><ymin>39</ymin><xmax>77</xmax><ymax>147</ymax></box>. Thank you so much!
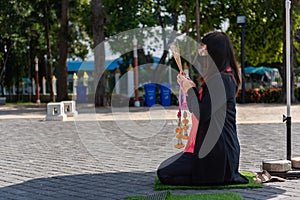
<box><xmin>45</xmin><ymin>102</ymin><xmax>67</xmax><ymax>121</ymax></box>
<box><xmin>42</xmin><ymin>76</ymin><xmax>46</xmax><ymax>95</ymax></box>
<box><xmin>83</xmin><ymin>72</ymin><xmax>89</xmax><ymax>95</ymax></box>
<box><xmin>52</xmin><ymin>76</ymin><xmax>57</xmax><ymax>95</ymax></box>
<box><xmin>127</xmin><ymin>64</ymin><xmax>134</xmax><ymax>97</ymax></box>
<box><xmin>73</xmin><ymin>73</ymin><xmax>78</xmax><ymax>96</ymax></box>
<box><xmin>22</xmin><ymin>81</ymin><xmax>26</xmax><ymax>95</ymax></box>
<box><xmin>115</xmin><ymin>68</ymin><xmax>120</xmax><ymax>94</ymax></box>
<box><xmin>32</xmin><ymin>78</ymin><xmax>36</xmax><ymax>95</ymax></box>
<box><xmin>62</xmin><ymin>100</ymin><xmax>78</xmax><ymax>117</ymax></box>
<box><xmin>12</xmin><ymin>85</ymin><xmax>16</xmax><ymax>95</ymax></box>
<box><xmin>0</xmin><ymin>97</ymin><xmax>6</xmax><ymax>105</ymax></box>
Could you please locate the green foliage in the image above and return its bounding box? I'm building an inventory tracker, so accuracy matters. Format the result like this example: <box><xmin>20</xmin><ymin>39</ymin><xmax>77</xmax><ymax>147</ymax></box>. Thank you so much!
<box><xmin>0</xmin><ymin>0</ymin><xmax>91</xmax><ymax>88</ymax></box>
<box><xmin>295</xmin><ymin>86</ymin><xmax>300</xmax><ymax>101</ymax></box>
<box><xmin>236</xmin><ymin>88</ymin><xmax>282</xmax><ymax>103</ymax></box>
<box><xmin>1</xmin><ymin>0</ymin><xmax>300</xmax><ymax>101</ymax></box>
<box><xmin>69</xmin><ymin>0</ymin><xmax>91</xmax><ymax>59</ymax></box>
<box><xmin>0</xmin><ymin>0</ymin><xmax>35</xmax><ymax>85</ymax></box>
<box><xmin>165</xmin><ymin>0</ymin><xmax>230</xmax><ymax>40</ymax></box>
<box><xmin>225</xmin><ymin>0</ymin><xmax>284</xmax><ymax>67</ymax></box>
<box><xmin>293</xmin><ymin>1</ymin><xmax>300</xmax><ymax>68</ymax></box>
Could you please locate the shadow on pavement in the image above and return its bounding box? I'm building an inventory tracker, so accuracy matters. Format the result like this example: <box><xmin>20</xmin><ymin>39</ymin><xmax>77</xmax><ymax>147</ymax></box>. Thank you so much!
<box><xmin>0</xmin><ymin>104</ymin><xmax>47</xmax><ymax>115</ymax></box>
<box><xmin>0</xmin><ymin>171</ymin><xmax>155</xmax><ymax>200</ymax></box>
<box><xmin>0</xmin><ymin>171</ymin><xmax>286</xmax><ymax>200</ymax></box>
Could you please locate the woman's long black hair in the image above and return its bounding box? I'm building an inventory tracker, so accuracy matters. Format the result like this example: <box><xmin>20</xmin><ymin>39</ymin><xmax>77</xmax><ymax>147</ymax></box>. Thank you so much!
<box><xmin>201</xmin><ymin>31</ymin><xmax>241</xmax><ymax>92</ymax></box>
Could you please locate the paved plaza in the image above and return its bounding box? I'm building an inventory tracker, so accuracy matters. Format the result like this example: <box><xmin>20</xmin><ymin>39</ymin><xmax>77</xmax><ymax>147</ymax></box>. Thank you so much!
<box><xmin>1</xmin><ymin>103</ymin><xmax>300</xmax><ymax>199</ymax></box>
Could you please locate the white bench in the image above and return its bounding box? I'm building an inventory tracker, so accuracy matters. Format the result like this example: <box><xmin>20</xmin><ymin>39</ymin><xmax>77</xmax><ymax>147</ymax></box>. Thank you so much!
<box><xmin>62</xmin><ymin>100</ymin><xmax>78</xmax><ymax>117</ymax></box>
<box><xmin>45</xmin><ymin>102</ymin><xmax>67</xmax><ymax>121</ymax></box>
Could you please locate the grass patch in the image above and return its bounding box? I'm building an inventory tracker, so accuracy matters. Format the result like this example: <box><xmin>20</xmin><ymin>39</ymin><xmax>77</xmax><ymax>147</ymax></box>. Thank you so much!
<box><xmin>154</xmin><ymin>172</ymin><xmax>262</xmax><ymax>191</ymax></box>
<box><xmin>125</xmin><ymin>191</ymin><xmax>243</xmax><ymax>200</ymax></box>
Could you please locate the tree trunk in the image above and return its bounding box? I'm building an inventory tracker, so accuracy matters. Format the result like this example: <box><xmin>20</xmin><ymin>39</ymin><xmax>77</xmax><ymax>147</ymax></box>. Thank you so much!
<box><xmin>45</xmin><ymin>1</ymin><xmax>55</xmax><ymax>102</ymax></box>
<box><xmin>153</xmin><ymin>1</ymin><xmax>178</xmax><ymax>83</ymax></box>
<box><xmin>92</xmin><ymin>0</ymin><xmax>106</xmax><ymax>107</ymax></box>
<box><xmin>184</xmin><ymin>0</ymin><xmax>193</xmax><ymax>75</ymax></box>
<box><xmin>195</xmin><ymin>0</ymin><xmax>201</xmax><ymax>43</ymax></box>
<box><xmin>0</xmin><ymin>43</ymin><xmax>13</xmax><ymax>97</ymax></box>
<box><xmin>57</xmin><ymin>0</ymin><xmax>69</xmax><ymax>102</ymax></box>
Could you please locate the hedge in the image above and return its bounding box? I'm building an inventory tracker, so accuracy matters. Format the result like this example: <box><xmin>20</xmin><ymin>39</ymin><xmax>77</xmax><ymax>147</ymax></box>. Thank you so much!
<box><xmin>236</xmin><ymin>87</ymin><xmax>300</xmax><ymax>103</ymax></box>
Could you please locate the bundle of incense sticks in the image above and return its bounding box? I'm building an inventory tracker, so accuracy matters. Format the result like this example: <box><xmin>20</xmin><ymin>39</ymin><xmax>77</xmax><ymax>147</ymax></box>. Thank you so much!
<box><xmin>170</xmin><ymin>42</ymin><xmax>183</xmax><ymax>73</ymax></box>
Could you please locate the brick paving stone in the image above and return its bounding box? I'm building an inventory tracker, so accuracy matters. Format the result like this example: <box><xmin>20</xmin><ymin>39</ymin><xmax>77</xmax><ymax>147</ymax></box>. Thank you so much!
<box><xmin>1</xmin><ymin>104</ymin><xmax>300</xmax><ymax>199</ymax></box>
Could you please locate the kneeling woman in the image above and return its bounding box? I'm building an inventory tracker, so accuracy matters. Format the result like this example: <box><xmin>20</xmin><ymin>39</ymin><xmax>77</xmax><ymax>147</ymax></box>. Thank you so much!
<box><xmin>157</xmin><ymin>31</ymin><xmax>248</xmax><ymax>186</ymax></box>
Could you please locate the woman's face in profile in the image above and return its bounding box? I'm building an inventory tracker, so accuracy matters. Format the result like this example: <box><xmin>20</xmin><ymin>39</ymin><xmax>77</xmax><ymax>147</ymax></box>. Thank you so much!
<box><xmin>198</xmin><ymin>44</ymin><xmax>209</xmax><ymax>76</ymax></box>
<box><xmin>198</xmin><ymin>44</ymin><xmax>208</xmax><ymax>56</ymax></box>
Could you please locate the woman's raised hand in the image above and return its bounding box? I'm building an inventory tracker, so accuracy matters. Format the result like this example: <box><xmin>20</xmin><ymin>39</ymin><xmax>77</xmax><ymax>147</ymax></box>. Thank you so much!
<box><xmin>177</xmin><ymin>73</ymin><xmax>196</xmax><ymax>94</ymax></box>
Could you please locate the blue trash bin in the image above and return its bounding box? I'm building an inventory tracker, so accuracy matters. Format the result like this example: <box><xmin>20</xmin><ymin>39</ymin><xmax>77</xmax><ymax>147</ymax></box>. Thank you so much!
<box><xmin>76</xmin><ymin>85</ymin><xmax>87</xmax><ymax>103</ymax></box>
<box><xmin>144</xmin><ymin>83</ymin><xmax>157</xmax><ymax>107</ymax></box>
<box><xmin>159</xmin><ymin>83</ymin><xmax>171</xmax><ymax>106</ymax></box>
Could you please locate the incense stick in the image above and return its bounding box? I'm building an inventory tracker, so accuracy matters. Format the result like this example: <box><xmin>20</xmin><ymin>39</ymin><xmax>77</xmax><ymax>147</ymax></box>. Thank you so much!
<box><xmin>170</xmin><ymin>42</ymin><xmax>183</xmax><ymax>73</ymax></box>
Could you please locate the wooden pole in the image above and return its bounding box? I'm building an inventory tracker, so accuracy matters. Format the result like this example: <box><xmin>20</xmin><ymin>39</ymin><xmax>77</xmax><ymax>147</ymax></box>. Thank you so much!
<box><xmin>133</xmin><ymin>35</ymin><xmax>140</xmax><ymax>107</ymax></box>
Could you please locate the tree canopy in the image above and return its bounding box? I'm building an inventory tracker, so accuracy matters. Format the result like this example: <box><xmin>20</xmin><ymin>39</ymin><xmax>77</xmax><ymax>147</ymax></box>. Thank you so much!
<box><xmin>1</xmin><ymin>0</ymin><xmax>300</xmax><ymax>102</ymax></box>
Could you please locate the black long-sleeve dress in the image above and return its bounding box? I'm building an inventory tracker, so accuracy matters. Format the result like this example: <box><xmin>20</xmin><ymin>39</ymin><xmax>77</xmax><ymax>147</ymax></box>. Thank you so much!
<box><xmin>157</xmin><ymin>72</ymin><xmax>249</xmax><ymax>186</ymax></box>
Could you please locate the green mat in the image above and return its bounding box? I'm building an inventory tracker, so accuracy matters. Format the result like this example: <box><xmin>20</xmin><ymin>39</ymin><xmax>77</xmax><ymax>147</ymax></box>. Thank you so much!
<box><xmin>125</xmin><ymin>191</ymin><xmax>244</xmax><ymax>200</ymax></box>
<box><xmin>154</xmin><ymin>172</ymin><xmax>262</xmax><ymax>191</ymax></box>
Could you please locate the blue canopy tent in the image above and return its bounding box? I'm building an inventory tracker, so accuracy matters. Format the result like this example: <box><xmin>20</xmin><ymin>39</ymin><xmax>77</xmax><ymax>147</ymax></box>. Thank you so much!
<box><xmin>244</xmin><ymin>66</ymin><xmax>256</xmax><ymax>74</ymax></box>
<box><xmin>243</xmin><ymin>66</ymin><xmax>281</xmax><ymax>89</ymax></box>
<box><xmin>244</xmin><ymin>66</ymin><xmax>274</xmax><ymax>75</ymax></box>
<box><xmin>67</xmin><ymin>57</ymin><xmax>161</xmax><ymax>72</ymax></box>
<box><xmin>67</xmin><ymin>58</ymin><xmax>124</xmax><ymax>72</ymax></box>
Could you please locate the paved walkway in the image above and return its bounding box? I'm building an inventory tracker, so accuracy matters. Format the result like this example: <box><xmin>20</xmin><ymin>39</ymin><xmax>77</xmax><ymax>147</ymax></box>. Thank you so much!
<box><xmin>0</xmin><ymin>103</ymin><xmax>300</xmax><ymax>199</ymax></box>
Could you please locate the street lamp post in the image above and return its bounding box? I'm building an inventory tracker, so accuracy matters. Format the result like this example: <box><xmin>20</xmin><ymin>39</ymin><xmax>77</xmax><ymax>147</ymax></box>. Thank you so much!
<box><xmin>285</xmin><ymin>0</ymin><xmax>292</xmax><ymax>161</ymax></box>
<box><xmin>35</xmin><ymin>56</ymin><xmax>40</xmax><ymax>104</ymax></box>
<box><xmin>237</xmin><ymin>16</ymin><xmax>246</xmax><ymax>104</ymax></box>
<box><xmin>261</xmin><ymin>1</ymin><xmax>300</xmax><ymax>178</ymax></box>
